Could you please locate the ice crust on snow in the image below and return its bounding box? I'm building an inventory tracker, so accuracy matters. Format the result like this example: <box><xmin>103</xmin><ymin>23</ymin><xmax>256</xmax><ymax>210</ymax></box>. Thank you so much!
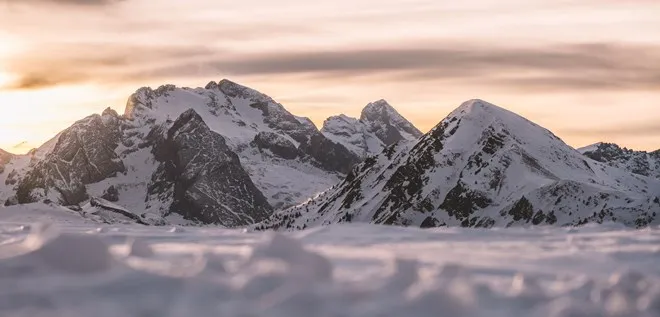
<box><xmin>0</xmin><ymin>221</ymin><xmax>659</xmax><ymax>317</ymax></box>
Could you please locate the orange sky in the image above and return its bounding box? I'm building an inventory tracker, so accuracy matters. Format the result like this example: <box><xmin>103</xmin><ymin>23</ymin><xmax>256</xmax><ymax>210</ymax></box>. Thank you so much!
<box><xmin>0</xmin><ymin>0</ymin><xmax>659</xmax><ymax>154</ymax></box>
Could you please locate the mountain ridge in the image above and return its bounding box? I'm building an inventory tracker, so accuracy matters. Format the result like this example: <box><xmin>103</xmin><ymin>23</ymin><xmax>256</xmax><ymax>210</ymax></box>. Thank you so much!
<box><xmin>1</xmin><ymin>81</ymin><xmax>658</xmax><ymax>230</ymax></box>
<box><xmin>0</xmin><ymin>79</ymin><xmax>377</xmax><ymax>226</ymax></box>
<box><xmin>256</xmin><ymin>99</ymin><xmax>660</xmax><ymax>230</ymax></box>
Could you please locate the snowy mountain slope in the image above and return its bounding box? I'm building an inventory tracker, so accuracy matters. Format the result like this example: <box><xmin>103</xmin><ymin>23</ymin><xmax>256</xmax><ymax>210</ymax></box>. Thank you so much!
<box><xmin>0</xmin><ymin>154</ymin><xmax>31</xmax><ymax>205</ymax></box>
<box><xmin>124</xmin><ymin>80</ymin><xmax>358</xmax><ymax>207</ymax></box>
<box><xmin>0</xmin><ymin>149</ymin><xmax>11</xmax><ymax>172</ymax></box>
<box><xmin>258</xmin><ymin>99</ymin><xmax>660</xmax><ymax>230</ymax></box>
<box><xmin>322</xmin><ymin>114</ymin><xmax>387</xmax><ymax>158</ymax></box>
<box><xmin>321</xmin><ymin>100</ymin><xmax>422</xmax><ymax>158</ymax></box>
<box><xmin>1</xmin><ymin>80</ymin><xmax>365</xmax><ymax>226</ymax></box>
<box><xmin>579</xmin><ymin>142</ymin><xmax>660</xmax><ymax>179</ymax></box>
<box><xmin>0</xmin><ymin>149</ymin><xmax>24</xmax><ymax>205</ymax></box>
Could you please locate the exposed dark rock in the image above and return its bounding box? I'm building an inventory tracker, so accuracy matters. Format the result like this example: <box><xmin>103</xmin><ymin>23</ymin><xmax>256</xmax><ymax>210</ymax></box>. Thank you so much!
<box><xmin>582</xmin><ymin>143</ymin><xmax>659</xmax><ymax>179</ymax></box>
<box><xmin>3</xmin><ymin>196</ymin><xmax>18</xmax><ymax>207</ymax></box>
<box><xmin>252</xmin><ymin>132</ymin><xmax>299</xmax><ymax>160</ymax></box>
<box><xmin>89</xmin><ymin>197</ymin><xmax>148</xmax><ymax>225</ymax></box>
<box><xmin>299</xmin><ymin>133</ymin><xmax>361</xmax><ymax>174</ymax></box>
<box><xmin>148</xmin><ymin>109</ymin><xmax>273</xmax><ymax>226</ymax></box>
<box><xmin>440</xmin><ymin>181</ymin><xmax>492</xmax><ymax>223</ymax></box>
<box><xmin>507</xmin><ymin>196</ymin><xmax>535</xmax><ymax>222</ymax></box>
<box><xmin>420</xmin><ymin>216</ymin><xmax>441</xmax><ymax>228</ymax></box>
<box><xmin>101</xmin><ymin>185</ymin><xmax>120</xmax><ymax>202</ymax></box>
<box><xmin>360</xmin><ymin>99</ymin><xmax>423</xmax><ymax>145</ymax></box>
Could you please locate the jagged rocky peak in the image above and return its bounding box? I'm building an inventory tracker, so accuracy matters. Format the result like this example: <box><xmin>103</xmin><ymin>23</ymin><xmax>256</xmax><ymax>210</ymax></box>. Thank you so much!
<box><xmin>102</xmin><ymin>107</ymin><xmax>119</xmax><ymax>118</ymax></box>
<box><xmin>325</xmin><ymin>114</ymin><xmax>358</xmax><ymax>126</ymax></box>
<box><xmin>258</xmin><ymin>98</ymin><xmax>660</xmax><ymax>230</ymax></box>
<box><xmin>321</xmin><ymin>115</ymin><xmax>361</xmax><ymax>138</ymax></box>
<box><xmin>360</xmin><ymin>99</ymin><xmax>423</xmax><ymax>144</ymax></box>
<box><xmin>580</xmin><ymin>142</ymin><xmax>660</xmax><ymax>178</ymax></box>
<box><xmin>321</xmin><ymin>101</ymin><xmax>423</xmax><ymax>158</ymax></box>
<box><xmin>123</xmin><ymin>79</ymin><xmax>319</xmax><ymax>140</ymax></box>
<box><xmin>13</xmin><ymin>111</ymin><xmax>125</xmax><ymax>205</ymax></box>
<box><xmin>116</xmin><ymin>79</ymin><xmax>359</xmax><ymax>212</ymax></box>
<box><xmin>580</xmin><ymin>142</ymin><xmax>634</xmax><ymax>159</ymax></box>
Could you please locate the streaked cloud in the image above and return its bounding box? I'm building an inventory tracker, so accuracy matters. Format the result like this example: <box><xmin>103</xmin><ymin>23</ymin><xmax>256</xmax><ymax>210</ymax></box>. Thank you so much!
<box><xmin>3</xmin><ymin>43</ymin><xmax>215</xmax><ymax>89</ymax></box>
<box><xmin>0</xmin><ymin>0</ymin><xmax>659</xmax><ymax>152</ymax></box>
<box><xmin>0</xmin><ymin>0</ymin><xmax>122</xmax><ymax>5</ymax></box>
<box><xmin>4</xmin><ymin>42</ymin><xmax>660</xmax><ymax>92</ymax></box>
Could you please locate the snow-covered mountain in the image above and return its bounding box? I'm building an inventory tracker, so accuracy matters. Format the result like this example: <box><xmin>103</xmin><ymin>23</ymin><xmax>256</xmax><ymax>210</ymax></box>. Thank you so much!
<box><xmin>257</xmin><ymin>99</ymin><xmax>660</xmax><ymax>230</ymax></box>
<box><xmin>321</xmin><ymin>100</ymin><xmax>422</xmax><ymax>158</ymax></box>
<box><xmin>0</xmin><ymin>149</ymin><xmax>12</xmax><ymax>174</ymax></box>
<box><xmin>579</xmin><ymin>142</ymin><xmax>660</xmax><ymax>179</ymax></box>
<box><xmin>0</xmin><ymin>80</ymin><xmax>363</xmax><ymax>226</ymax></box>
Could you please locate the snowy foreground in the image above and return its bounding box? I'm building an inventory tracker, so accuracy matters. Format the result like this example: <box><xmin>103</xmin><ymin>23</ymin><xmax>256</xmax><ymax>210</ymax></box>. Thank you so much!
<box><xmin>0</xmin><ymin>209</ymin><xmax>660</xmax><ymax>316</ymax></box>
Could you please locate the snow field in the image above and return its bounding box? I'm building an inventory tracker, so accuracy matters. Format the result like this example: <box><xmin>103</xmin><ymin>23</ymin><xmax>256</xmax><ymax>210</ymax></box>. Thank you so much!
<box><xmin>0</xmin><ymin>220</ymin><xmax>659</xmax><ymax>317</ymax></box>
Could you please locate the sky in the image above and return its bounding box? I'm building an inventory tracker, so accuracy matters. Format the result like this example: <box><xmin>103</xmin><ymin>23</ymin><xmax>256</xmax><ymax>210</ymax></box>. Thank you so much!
<box><xmin>0</xmin><ymin>0</ymin><xmax>658</xmax><ymax>154</ymax></box>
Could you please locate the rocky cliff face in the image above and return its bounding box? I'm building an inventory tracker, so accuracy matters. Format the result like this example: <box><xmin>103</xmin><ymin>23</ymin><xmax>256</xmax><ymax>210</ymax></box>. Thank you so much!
<box><xmin>147</xmin><ymin>109</ymin><xmax>272</xmax><ymax>225</ymax></box>
<box><xmin>360</xmin><ymin>99</ymin><xmax>423</xmax><ymax>145</ymax></box>
<box><xmin>580</xmin><ymin>143</ymin><xmax>660</xmax><ymax>179</ymax></box>
<box><xmin>258</xmin><ymin>100</ymin><xmax>660</xmax><ymax>230</ymax></box>
<box><xmin>13</xmin><ymin>109</ymin><xmax>125</xmax><ymax>206</ymax></box>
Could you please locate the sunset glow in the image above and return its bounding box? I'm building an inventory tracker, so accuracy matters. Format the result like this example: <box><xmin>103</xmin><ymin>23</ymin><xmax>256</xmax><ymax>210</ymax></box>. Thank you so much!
<box><xmin>0</xmin><ymin>0</ymin><xmax>658</xmax><ymax>153</ymax></box>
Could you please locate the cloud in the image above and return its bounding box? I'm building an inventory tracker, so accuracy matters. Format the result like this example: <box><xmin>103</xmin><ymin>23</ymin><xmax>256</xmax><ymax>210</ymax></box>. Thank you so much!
<box><xmin>0</xmin><ymin>0</ymin><xmax>122</xmax><ymax>5</ymax></box>
<box><xmin>3</xmin><ymin>42</ymin><xmax>660</xmax><ymax>92</ymax></box>
<box><xmin>3</xmin><ymin>43</ymin><xmax>216</xmax><ymax>89</ymax></box>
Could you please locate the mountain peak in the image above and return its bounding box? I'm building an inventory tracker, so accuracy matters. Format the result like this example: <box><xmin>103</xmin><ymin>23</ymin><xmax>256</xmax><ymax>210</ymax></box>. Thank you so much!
<box><xmin>360</xmin><ymin>99</ymin><xmax>396</xmax><ymax>121</ymax></box>
<box><xmin>102</xmin><ymin>107</ymin><xmax>119</xmax><ymax>118</ymax></box>
<box><xmin>437</xmin><ymin>98</ymin><xmax>567</xmax><ymax>148</ymax></box>
<box><xmin>362</xmin><ymin>98</ymin><xmax>392</xmax><ymax>110</ymax></box>
<box><xmin>324</xmin><ymin>114</ymin><xmax>358</xmax><ymax>126</ymax></box>
<box><xmin>359</xmin><ymin>99</ymin><xmax>422</xmax><ymax>146</ymax></box>
<box><xmin>451</xmin><ymin>99</ymin><xmax>513</xmax><ymax>121</ymax></box>
<box><xmin>260</xmin><ymin>99</ymin><xmax>659</xmax><ymax>230</ymax></box>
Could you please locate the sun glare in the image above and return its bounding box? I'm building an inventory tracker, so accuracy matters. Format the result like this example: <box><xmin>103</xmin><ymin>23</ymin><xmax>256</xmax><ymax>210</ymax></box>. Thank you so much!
<box><xmin>0</xmin><ymin>84</ymin><xmax>119</xmax><ymax>153</ymax></box>
<box><xmin>0</xmin><ymin>72</ymin><xmax>14</xmax><ymax>88</ymax></box>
